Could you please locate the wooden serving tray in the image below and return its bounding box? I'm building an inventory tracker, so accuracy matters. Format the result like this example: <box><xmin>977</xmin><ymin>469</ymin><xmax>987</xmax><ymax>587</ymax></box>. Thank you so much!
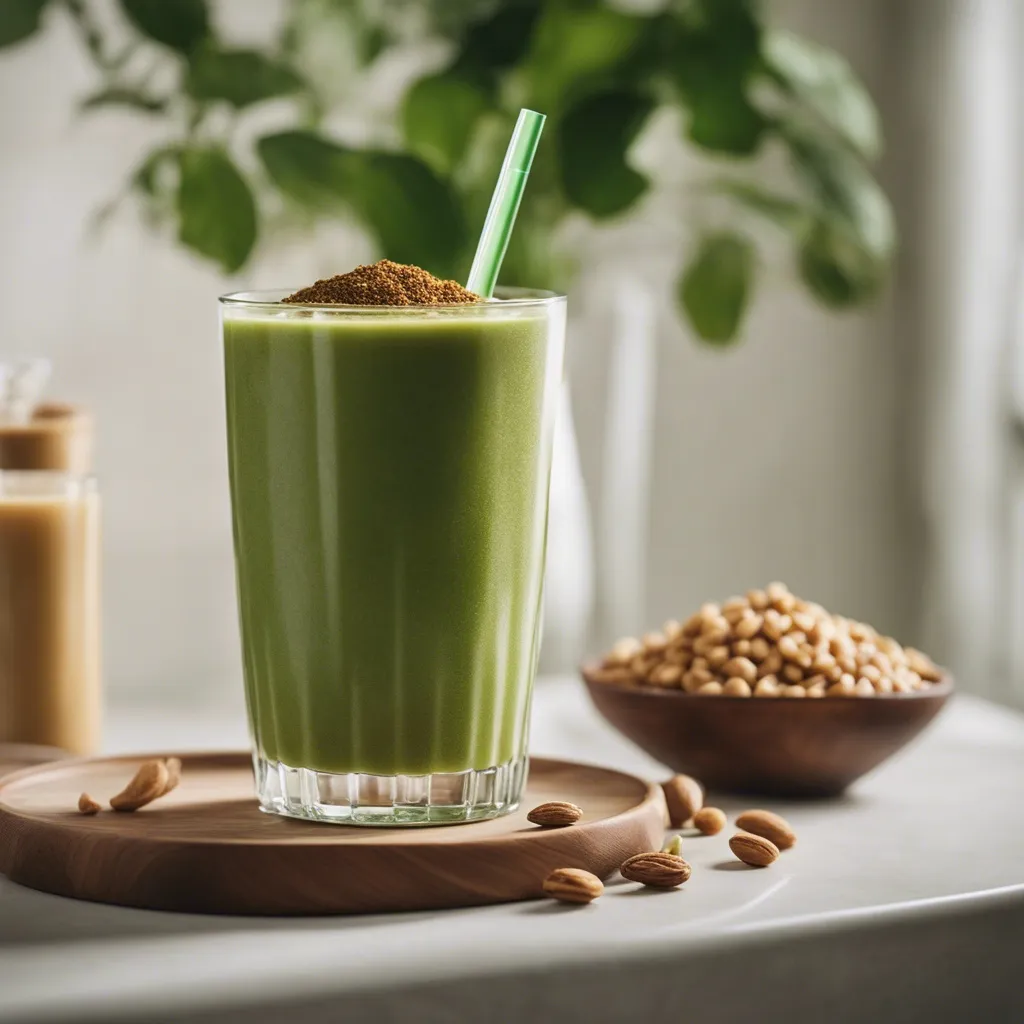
<box><xmin>0</xmin><ymin>753</ymin><xmax>664</xmax><ymax>916</ymax></box>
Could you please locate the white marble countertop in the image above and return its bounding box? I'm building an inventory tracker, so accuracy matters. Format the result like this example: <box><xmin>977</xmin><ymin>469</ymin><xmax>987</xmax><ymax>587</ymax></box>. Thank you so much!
<box><xmin>2</xmin><ymin>678</ymin><xmax>1023</xmax><ymax>1024</ymax></box>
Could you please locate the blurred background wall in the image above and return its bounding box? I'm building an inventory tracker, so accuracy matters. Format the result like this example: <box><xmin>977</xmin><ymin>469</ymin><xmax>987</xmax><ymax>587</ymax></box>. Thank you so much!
<box><xmin>0</xmin><ymin>0</ymin><xmax>1016</xmax><ymax>708</ymax></box>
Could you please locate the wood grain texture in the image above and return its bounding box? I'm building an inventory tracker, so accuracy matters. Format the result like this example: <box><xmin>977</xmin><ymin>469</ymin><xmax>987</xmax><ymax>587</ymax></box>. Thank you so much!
<box><xmin>582</xmin><ymin>672</ymin><xmax>953</xmax><ymax>797</ymax></box>
<box><xmin>0</xmin><ymin>754</ymin><xmax>664</xmax><ymax>916</ymax></box>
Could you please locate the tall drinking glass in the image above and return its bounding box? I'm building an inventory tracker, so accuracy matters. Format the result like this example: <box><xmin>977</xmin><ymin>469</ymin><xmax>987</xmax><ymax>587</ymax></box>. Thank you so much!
<box><xmin>221</xmin><ymin>289</ymin><xmax>566</xmax><ymax>824</ymax></box>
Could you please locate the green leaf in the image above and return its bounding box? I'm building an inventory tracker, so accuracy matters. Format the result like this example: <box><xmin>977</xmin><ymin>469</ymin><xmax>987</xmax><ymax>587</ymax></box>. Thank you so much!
<box><xmin>257</xmin><ymin>131</ymin><xmax>466</xmax><ymax>278</ymax></box>
<box><xmin>176</xmin><ymin>147</ymin><xmax>256</xmax><ymax>273</ymax></box>
<box><xmin>457</xmin><ymin>0</ymin><xmax>543</xmax><ymax>72</ymax></box>
<box><xmin>686</xmin><ymin>88</ymin><xmax>765</xmax><ymax>155</ymax></box>
<box><xmin>669</xmin><ymin>0</ymin><xmax>765</xmax><ymax>155</ymax></box>
<box><xmin>346</xmin><ymin>152</ymin><xmax>467</xmax><ymax>279</ymax></box>
<box><xmin>79</xmin><ymin>86</ymin><xmax>166</xmax><ymax>114</ymax></box>
<box><xmin>523</xmin><ymin>1</ymin><xmax>647</xmax><ymax>113</ymax></box>
<box><xmin>0</xmin><ymin>0</ymin><xmax>48</xmax><ymax>48</ymax></box>
<box><xmin>257</xmin><ymin>130</ymin><xmax>351</xmax><ymax>209</ymax></box>
<box><xmin>708</xmin><ymin>179</ymin><xmax>806</xmax><ymax>229</ymax></box>
<box><xmin>679</xmin><ymin>231</ymin><xmax>755</xmax><ymax>344</ymax></box>
<box><xmin>558</xmin><ymin>89</ymin><xmax>654</xmax><ymax>218</ymax></box>
<box><xmin>402</xmin><ymin>70</ymin><xmax>489</xmax><ymax>175</ymax></box>
<box><xmin>777</xmin><ymin>120</ymin><xmax>893</xmax><ymax>307</ymax></box>
<box><xmin>780</xmin><ymin>118</ymin><xmax>894</xmax><ymax>261</ymax></box>
<box><xmin>119</xmin><ymin>0</ymin><xmax>208</xmax><ymax>55</ymax></box>
<box><xmin>764</xmin><ymin>29</ymin><xmax>881</xmax><ymax>161</ymax></box>
<box><xmin>186</xmin><ymin>47</ymin><xmax>304</xmax><ymax>108</ymax></box>
<box><xmin>798</xmin><ymin>215</ymin><xmax>885</xmax><ymax>308</ymax></box>
<box><xmin>671</xmin><ymin>1</ymin><xmax>760</xmax><ymax>98</ymax></box>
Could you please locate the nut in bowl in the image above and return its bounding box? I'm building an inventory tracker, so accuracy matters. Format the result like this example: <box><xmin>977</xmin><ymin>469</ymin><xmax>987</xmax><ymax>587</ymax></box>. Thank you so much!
<box><xmin>582</xmin><ymin>584</ymin><xmax>952</xmax><ymax>797</ymax></box>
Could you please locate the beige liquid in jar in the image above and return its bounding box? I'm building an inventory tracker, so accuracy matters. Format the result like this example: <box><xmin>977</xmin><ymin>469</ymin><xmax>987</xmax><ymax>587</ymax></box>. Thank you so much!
<box><xmin>0</xmin><ymin>404</ymin><xmax>93</xmax><ymax>474</ymax></box>
<box><xmin>0</xmin><ymin>474</ymin><xmax>100</xmax><ymax>754</ymax></box>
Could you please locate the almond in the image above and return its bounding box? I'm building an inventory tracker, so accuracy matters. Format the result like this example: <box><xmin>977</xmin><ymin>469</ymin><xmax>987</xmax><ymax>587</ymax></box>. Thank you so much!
<box><xmin>692</xmin><ymin>806</ymin><xmax>726</xmax><ymax>835</ymax></box>
<box><xmin>735</xmin><ymin>809</ymin><xmax>796</xmax><ymax>850</ymax></box>
<box><xmin>730</xmin><ymin>831</ymin><xmax>780</xmax><ymax>867</ymax></box>
<box><xmin>620</xmin><ymin>851</ymin><xmax>691</xmax><ymax>888</ymax></box>
<box><xmin>110</xmin><ymin>759</ymin><xmax>170</xmax><ymax>812</ymax></box>
<box><xmin>542</xmin><ymin>867</ymin><xmax>603</xmax><ymax>904</ymax></box>
<box><xmin>527</xmin><ymin>801</ymin><xmax>583</xmax><ymax>827</ymax></box>
<box><xmin>662</xmin><ymin>774</ymin><xmax>703</xmax><ymax>827</ymax></box>
<box><xmin>78</xmin><ymin>793</ymin><xmax>101</xmax><ymax>815</ymax></box>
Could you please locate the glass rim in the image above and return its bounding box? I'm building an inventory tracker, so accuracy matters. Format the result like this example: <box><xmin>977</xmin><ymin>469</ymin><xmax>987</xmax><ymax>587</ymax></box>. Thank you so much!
<box><xmin>219</xmin><ymin>285</ymin><xmax>565</xmax><ymax>315</ymax></box>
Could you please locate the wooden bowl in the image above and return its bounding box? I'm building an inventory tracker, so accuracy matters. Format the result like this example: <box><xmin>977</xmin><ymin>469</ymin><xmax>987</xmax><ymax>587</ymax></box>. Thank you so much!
<box><xmin>582</xmin><ymin>669</ymin><xmax>953</xmax><ymax>797</ymax></box>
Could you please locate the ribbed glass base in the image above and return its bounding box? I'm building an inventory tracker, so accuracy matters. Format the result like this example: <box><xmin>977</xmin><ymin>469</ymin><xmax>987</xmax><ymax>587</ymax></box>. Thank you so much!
<box><xmin>254</xmin><ymin>753</ymin><xmax>529</xmax><ymax>826</ymax></box>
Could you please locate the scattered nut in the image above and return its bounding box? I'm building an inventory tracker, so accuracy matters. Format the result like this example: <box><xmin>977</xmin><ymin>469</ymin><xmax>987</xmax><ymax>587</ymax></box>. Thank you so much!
<box><xmin>735</xmin><ymin>809</ymin><xmax>796</xmax><ymax>850</ymax></box>
<box><xmin>543</xmin><ymin>868</ymin><xmax>603</xmax><ymax>904</ymax></box>
<box><xmin>692</xmin><ymin>806</ymin><xmax>726</xmax><ymax>835</ymax></box>
<box><xmin>662</xmin><ymin>774</ymin><xmax>703</xmax><ymax>827</ymax></box>
<box><xmin>78</xmin><ymin>793</ymin><xmax>101</xmax><ymax>815</ymax></box>
<box><xmin>730</xmin><ymin>831</ymin><xmax>780</xmax><ymax>867</ymax></box>
<box><xmin>110</xmin><ymin>759</ymin><xmax>170</xmax><ymax>812</ymax></box>
<box><xmin>621</xmin><ymin>851</ymin><xmax>692</xmax><ymax>888</ymax></box>
<box><xmin>527</xmin><ymin>801</ymin><xmax>583</xmax><ymax>827</ymax></box>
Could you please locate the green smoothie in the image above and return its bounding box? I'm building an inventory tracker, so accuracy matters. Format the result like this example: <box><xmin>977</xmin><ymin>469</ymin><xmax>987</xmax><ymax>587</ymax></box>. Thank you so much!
<box><xmin>222</xmin><ymin>295</ymin><xmax>564</xmax><ymax>783</ymax></box>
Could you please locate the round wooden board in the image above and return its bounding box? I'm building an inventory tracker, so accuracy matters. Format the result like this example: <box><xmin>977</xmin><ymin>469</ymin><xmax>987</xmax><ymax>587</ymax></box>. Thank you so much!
<box><xmin>0</xmin><ymin>753</ymin><xmax>664</xmax><ymax>916</ymax></box>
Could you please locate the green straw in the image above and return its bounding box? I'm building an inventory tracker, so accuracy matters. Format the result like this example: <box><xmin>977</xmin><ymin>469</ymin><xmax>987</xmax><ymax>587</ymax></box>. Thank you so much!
<box><xmin>466</xmin><ymin>108</ymin><xmax>546</xmax><ymax>298</ymax></box>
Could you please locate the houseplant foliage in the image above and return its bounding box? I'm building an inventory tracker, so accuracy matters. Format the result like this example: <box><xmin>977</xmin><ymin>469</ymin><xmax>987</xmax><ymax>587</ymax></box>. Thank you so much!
<box><xmin>1</xmin><ymin>0</ymin><xmax>895</xmax><ymax>344</ymax></box>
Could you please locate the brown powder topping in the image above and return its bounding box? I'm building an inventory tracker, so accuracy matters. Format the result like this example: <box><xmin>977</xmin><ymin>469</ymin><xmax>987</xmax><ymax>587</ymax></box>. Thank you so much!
<box><xmin>283</xmin><ymin>260</ymin><xmax>480</xmax><ymax>306</ymax></box>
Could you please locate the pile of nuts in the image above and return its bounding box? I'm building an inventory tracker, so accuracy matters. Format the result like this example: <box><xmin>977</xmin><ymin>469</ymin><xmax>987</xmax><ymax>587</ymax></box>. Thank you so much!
<box><xmin>589</xmin><ymin>582</ymin><xmax>943</xmax><ymax>698</ymax></box>
<box><xmin>535</xmin><ymin>773</ymin><xmax>798</xmax><ymax>904</ymax></box>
